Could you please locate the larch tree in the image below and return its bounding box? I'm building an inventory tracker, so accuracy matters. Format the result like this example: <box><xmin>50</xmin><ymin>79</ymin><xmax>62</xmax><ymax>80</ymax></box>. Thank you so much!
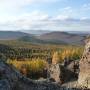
<box><xmin>52</xmin><ymin>52</ymin><xmax>60</xmax><ymax>64</ymax></box>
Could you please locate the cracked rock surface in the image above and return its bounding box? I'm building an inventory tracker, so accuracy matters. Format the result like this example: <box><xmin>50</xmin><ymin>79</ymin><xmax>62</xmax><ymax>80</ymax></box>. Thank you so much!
<box><xmin>78</xmin><ymin>39</ymin><xmax>90</xmax><ymax>88</ymax></box>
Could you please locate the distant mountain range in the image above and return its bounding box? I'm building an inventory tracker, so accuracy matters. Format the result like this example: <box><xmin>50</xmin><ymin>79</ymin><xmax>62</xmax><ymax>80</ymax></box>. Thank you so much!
<box><xmin>0</xmin><ymin>31</ymin><xmax>30</xmax><ymax>40</ymax></box>
<box><xmin>37</xmin><ymin>31</ymin><xmax>87</xmax><ymax>45</ymax></box>
<box><xmin>22</xmin><ymin>30</ymin><xmax>90</xmax><ymax>35</ymax></box>
<box><xmin>22</xmin><ymin>30</ymin><xmax>52</xmax><ymax>35</ymax></box>
<box><xmin>0</xmin><ymin>31</ymin><xmax>89</xmax><ymax>45</ymax></box>
<box><xmin>19</xmin><ymin>35</ymin><xmax>68</xmax><ymax>45</ymax></box>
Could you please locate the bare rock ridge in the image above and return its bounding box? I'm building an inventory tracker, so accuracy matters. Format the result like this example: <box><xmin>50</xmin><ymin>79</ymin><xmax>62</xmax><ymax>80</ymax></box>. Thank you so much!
<box><xmin>78</xmin><ymin>38</ymin><xmax>90</xmax><ymax>88</ymax></box>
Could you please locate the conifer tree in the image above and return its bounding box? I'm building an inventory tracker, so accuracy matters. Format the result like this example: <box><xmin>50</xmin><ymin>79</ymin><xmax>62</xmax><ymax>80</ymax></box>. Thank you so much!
<box><xmin>52</xmin><ymin>52</ymin><xmax>60</xmax><ymax>64</ymax></box>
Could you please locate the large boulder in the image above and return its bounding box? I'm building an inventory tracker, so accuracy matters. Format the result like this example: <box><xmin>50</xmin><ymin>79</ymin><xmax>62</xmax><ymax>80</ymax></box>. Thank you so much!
<box><xmin>48</xmin><ymin>64</ymin><xmax>76</xmax><ymax>84</ymax></box>
<box><xmin>78</xmin><ymin>38</ymin><xmax>90</xmax><ymax>88</ymax></box>
<box><xmin>66</xmin><ymin>60</ymin><xmax>79</xmax><ymax>77</ymax></box>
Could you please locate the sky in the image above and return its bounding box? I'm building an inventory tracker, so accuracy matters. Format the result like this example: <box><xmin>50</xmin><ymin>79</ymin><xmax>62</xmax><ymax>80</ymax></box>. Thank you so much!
<box><xmin>0</xmin><ymin>0</ymin><xmax>90</xmax><ymax>31</ymax></box>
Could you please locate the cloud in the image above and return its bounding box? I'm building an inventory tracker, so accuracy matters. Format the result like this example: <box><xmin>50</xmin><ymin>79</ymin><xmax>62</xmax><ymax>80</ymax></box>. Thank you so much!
<box><xmin>82</xmin><ymin>3</ymin><xmax>90</xmax><ymax>10</ymax></box>
<box><xmin>52</xmin><ymin>15</ymin><xmax>70</xmax><ymax>20</ymax></box>
<box><xmin>0</xmin><ymin>1</ymin><xmax>90</xmax><ymax>31</ymax></box>
<box><xmin>0</xmin><ymin>0</ymin><xmax>59</xmax><ymax>8</ymax></box>
<box><xmin>0</xmin><ymin>0</ymin><xmax>59</xmax><ymax>22</ymax></box>
<box><xmin>0</xmin><ymin>0</ymin><xmax>59</xmax><ymax>14</ymax></box>
<box><xmin>19</xmin><ymin>11</ymin><xmax>49</xmax><ymax>21</ymax></box>
<box><xmin>58</xmin><ymin>6</ymin><xmax>74</xmax><ymax>18</ymax></box>
<box><xmin>58</xmin><ymin>4</ymin><xmax>90</xmax><ymax>19</ymax></box>
<box><xmin>1</xmin><ymin>10</ymin><xmax>90</xmax><ymax>31</ymax></box>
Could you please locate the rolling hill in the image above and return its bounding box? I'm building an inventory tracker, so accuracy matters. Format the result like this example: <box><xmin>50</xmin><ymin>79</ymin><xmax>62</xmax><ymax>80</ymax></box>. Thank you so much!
<box><xmin>0</xmin><ymin>31</ymin><xmax>88</xmax><ymax>45</ymax></box>
<box><xmin>37</xmin><ymin>31</ymin><xmax>86</xmax><ymax>45</ymax></box>
<box><xmin>0</xmin><ymin>31</ymin><xmax>30</xmax><ymax>40</ymax></box>
<box><xmin>22</xmin><ymin>30</ymin><xmax>52</xmax><ymax>35</ymax></box>
<box><xmin>19</xmin><ymin>36</ymin><xmax>67</xmax><ymax>45</ymax></box>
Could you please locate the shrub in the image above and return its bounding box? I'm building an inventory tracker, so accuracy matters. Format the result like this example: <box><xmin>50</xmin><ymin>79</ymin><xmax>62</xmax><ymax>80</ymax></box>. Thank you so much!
<box><xmin>7</xmin><ymin>59</ymin><xmax>48</xmax><ymax>79</ymax></box>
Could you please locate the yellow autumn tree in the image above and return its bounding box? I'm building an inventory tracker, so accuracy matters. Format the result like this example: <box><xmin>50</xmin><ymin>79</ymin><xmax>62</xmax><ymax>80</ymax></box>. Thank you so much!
<box><xmin>52</xmin><ymin>51</ymin><xmax>60</xmax><ymax>64</ymax></box>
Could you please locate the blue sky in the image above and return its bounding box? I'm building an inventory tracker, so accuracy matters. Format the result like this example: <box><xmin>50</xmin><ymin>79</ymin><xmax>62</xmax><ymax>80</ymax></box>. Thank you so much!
<box><xmin>0</xmin><ymin>0</ymin><xmax>90</xmax><ymax>31</ymax></box>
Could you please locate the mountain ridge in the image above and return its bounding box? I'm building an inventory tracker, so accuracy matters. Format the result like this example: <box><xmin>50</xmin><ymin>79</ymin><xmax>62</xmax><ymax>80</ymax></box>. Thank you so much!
<box><xmin>0</xmin><ymin>31</ymin><xmax>31</xmax><ymax>40</ymax></box>
<box><xmin>0</xmin><ymin>31</ymin><xmax>88</xmax><ymax>45</ymax></box>
<box><xmin>37</xmin><ymin>31</ymin><xmax>86</xmax><ymax>45</ymax></box>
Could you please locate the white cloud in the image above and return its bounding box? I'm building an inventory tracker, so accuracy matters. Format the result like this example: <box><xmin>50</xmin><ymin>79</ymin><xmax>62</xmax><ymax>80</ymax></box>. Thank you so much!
<box><xmin>10</xmin><ymin>11</ymin><xmax>50</xmax><ymax>30</ymax></box>
<box><xmin>80</xmin><ymin>17</ymin><xmax>89</xmax><ymax>20</ymax></box>
<box><xmin>82</xmin><ymin>3</ymin><xmax>90</xmax><ymax>10</ymax></box>
<box><xmin>58</xmin><ymin>6</ymin><xmax>73</xmax><ymax>18</ymax></box>
<box><xmin>0</xmin><ymin>1</ymin><xmax>90</xmax><ymax>31</ymax></box>
<box><xmin>1</xmin><ymin>10</ymin><xmax>90</xmax><ymax>31</ymax></box>
<box><xmin>0</xmin><ymin>0</ymin><xmax>58</xmax><ymax>23</ymax></box>
<box><xmin>0</xmin><ymin>0</ymin><xmax>58</xmax><ymax>9</ymax></box>
<box><xmin>19</xmin><ymin>11</ymin><xmax>49</xmax><ymax>21</ymax></box>
<box><xmin>63</xmin><ymin>6</ymin><xmax>72</xmax><ymax>10</ymax></box>
<box><xmin>52</xmin><ymin>15</ymin><xmax>70</xmax><ymax>20</ymax></box>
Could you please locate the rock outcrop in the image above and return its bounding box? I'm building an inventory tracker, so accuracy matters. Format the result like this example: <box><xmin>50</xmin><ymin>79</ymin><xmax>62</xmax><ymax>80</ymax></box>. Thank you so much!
<box><xmin>49</xmin><ymin>51</ymin><xmax>79</xmax><ymax>84</ymax></box>
<box><xmin>78</xmin><ymin>38</ymin><xmax>90</xmax><ymax>88</ymax></box>
<box><xmin>0</xmin><ymin>61</ymin><xmax>62</xmax><ymax>90</ymax></box>
<box><xmin>48</xmin><ymin>63</ymin><xmax>78</xmax><ymax>84</ymax></box>
<box><xmin>0</xmin><ymin>61</ymin><xmax>86</xmax><ymax>90</ymax></box>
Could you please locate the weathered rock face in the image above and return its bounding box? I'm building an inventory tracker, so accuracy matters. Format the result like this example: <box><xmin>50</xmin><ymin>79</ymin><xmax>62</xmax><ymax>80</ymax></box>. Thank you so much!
<box><xmin>66</xmin><ymin>60</ymin><xmax>79</xmax><ymax>76</ymax></box>
<box><xmin>0</xmin><ymin>61</ymin><xmax>84</xmax><ymax>90</ymax></box>
<box><xmin>49</xmin><ymin>64</ymin><xmax>61</xmax><ymax>83</ymax></box>
<box><xmin>49</xmin><ymin>64</ymin><xmax>76</xmax><ymax>84</ymax></box>
<box><xmin>78</xmin><ymin>39</ymin><xmax>90</xmax><ymax>88</ymax></box>
<box><xmin>0</xmin><ymin>61</ymin><xmax>62</xmax><ymax>90</ymax></box>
